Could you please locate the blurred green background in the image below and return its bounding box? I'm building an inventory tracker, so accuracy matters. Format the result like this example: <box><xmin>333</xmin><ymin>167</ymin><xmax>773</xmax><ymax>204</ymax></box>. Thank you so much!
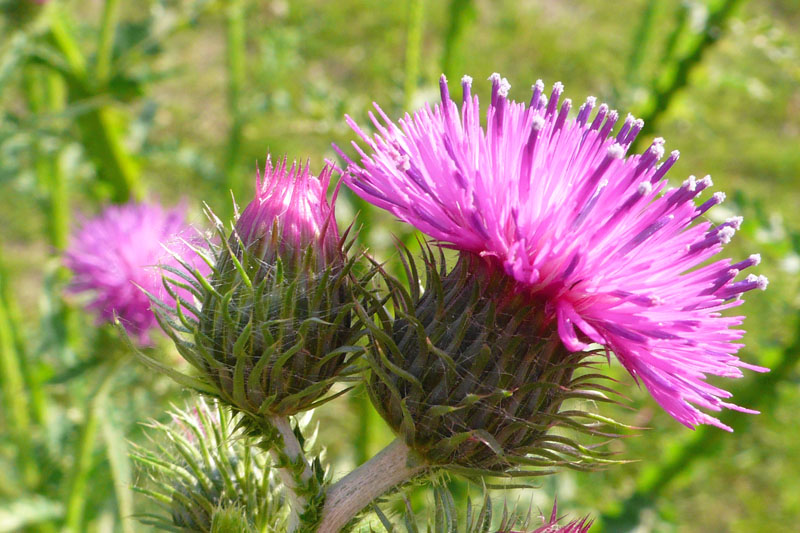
<box><xmin>1</xmin><ymin>0</ymin><xmax>798</xmax><ymax>531</ymax></box>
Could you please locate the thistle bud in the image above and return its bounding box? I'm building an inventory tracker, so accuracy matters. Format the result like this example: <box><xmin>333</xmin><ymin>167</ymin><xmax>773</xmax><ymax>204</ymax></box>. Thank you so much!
<box><xmin>132</xmin><ymin>399</ymin><xmax>286</xmax><ymax>532</ymax></box>
<box><xmin>147</xmin><ymin>157</ymin><xmax>363</xmax><ymax>423</ymax></box>
<box><xmin>363</xmin><ymin>247</ymin><xmax>621</xmax><ymax>475</ymax></box>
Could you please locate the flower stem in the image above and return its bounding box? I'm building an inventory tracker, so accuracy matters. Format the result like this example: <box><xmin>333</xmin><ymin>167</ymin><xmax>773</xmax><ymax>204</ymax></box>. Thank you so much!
<box><xmin>268</xmin><ymin>416</ymin><xmax>314</xmax><ymax>531</ymax></box>
<box><xmin>442</xmin><ymin>0</ymin><xmax>476</xmax><ymax>83</ymax></box>
<box><xmin>634</xmin><ymin>0</ymin><xmax>744</xmax><ymax>145</ymax></box>
<box><xmin>46</xmin><ymin>6</ymin><xmax>141</xmax><ymax>203</ymax></box>
<box><xmin>63</xmin><ymin>363</ymin><xmax>118</xmax><ymax>532</ymax></box>
<box><xmin>0</xmin><ymin>266</ymin><xmax>37</xmax><ymax>488</ymax></box>
<box><xmin>224</xmin><ymin>0</ymin><xmax>246</xmax><ymax>207</ymax></box>
<box><xmin>95</xmin><ymin>0</ymin><xmax>120</xmax><ymax>84</ymax></box>
<box><xmin>318</xmin><ymin>438</ymin><xmax>428</xmax><ymax>533</ymax></box>
<box><xmin>403</xmin><ymin>0</ymin><xmax>425</xmax><ymax>109</ymax></box>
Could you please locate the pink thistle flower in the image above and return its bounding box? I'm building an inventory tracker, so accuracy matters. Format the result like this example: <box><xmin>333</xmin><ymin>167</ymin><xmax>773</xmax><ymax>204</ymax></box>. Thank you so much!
<box><xmin>236</xmin><ymin>156</ymin><xmax>339</xmax><ymax>267</ymax></box>
<box><xmin>65</xmin><ymin>201</ymin><xmax>206</xmax><ymax>344</ymax></box>
<box><xmin>339</xmin><ymin>74</ymin><xmax>768</xmax><ymax>431</ymax></box>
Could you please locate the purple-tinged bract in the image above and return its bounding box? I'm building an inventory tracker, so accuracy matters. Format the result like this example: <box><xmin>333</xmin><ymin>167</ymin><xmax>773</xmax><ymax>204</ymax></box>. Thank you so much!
<box><xmin>65</xmin><ymin>201</ymin><xmax>204</xmax><ymax>343</ymax></box>
<box><xmin>236</xmin><ymin>156</ymin><xmax>339</xmax><ymax>267</ymax></box>
<box><xmin>340</xmin><ymin>74</ymin><xmax>768</xmax><ymax>431</ymax></box>
<box><xmin>529</xmin><ymin>499</ymin><xmax>593</xmax><ymax>533</ymax></box>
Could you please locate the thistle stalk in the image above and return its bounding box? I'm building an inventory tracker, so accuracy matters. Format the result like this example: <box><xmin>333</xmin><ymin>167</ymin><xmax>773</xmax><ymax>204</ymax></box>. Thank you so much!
<box><xmin>267</xmin><ymin>416</ymin><xmax>314</xmax><ymax>531</ymax></box>
<box><xmin>318</xmin><ymin>438</ymin><xmax>427</xmax><ymax>533</ymax></box>
<box><xmin>95</xmin><ymin>0</ymin><xmax>121</xmax><ymax>85</ymax></box>
<box><xmin>63</xmin><ymin>363</ymin><xmax>118</xmax><ymax>533</ymax></box>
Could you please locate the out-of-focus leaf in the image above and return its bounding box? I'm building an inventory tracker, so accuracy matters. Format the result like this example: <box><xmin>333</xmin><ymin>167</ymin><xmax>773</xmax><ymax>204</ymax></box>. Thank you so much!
<box><xmin>0</xmin><ymin>496</ymin><xmax>63</xmax><ymax>532</ymax></box>
<box><xmin>0</xmin><ymin>33</ymin><xmax>29</xmax><ymax>95</ymax></box>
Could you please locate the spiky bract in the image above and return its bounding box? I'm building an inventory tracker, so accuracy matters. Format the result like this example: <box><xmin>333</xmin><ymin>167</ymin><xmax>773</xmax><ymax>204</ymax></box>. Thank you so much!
<box><xmin>145</xmin><ymin>160</ymin><xmax>366</xmax><ymax>420</ymax></box>
<box><xmin>371</xmin><ymin>483</ymin><xmax>591</xmax><ymax>533</ymax></box>
<box><xmin>149</xmin><ymin>207</ymin><xmax>363</xmax><ymax>420</ymax></box>
<box><xmin>132</xmin><ymin>399</ymin><xmax>286</xmax><ymax>532</ymax></box>
<box><xmin>362</xmin><ymin>244</ymin><xmax>625</xmax><ymax>476</ymax></box>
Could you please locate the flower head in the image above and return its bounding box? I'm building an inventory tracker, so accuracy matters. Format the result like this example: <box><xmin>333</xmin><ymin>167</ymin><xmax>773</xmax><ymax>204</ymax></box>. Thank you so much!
<box><xmin>340</xmin><ymin>74</ymin><xmax>768</xmax><ymax>431</ymax></box>
<box><xmin>148</xmin><ymin>156</ymin><xmax>364</xmax><ymax>419</ymax></box>
<box><xmin>65</xmin><ymin>201</ymin><xmax>204</xmax><ymax>343</ymax></box>
<box><xmin>236</xmin><ymin>156</ymin><xmax>339</xmax><ymax>267</ymax></box>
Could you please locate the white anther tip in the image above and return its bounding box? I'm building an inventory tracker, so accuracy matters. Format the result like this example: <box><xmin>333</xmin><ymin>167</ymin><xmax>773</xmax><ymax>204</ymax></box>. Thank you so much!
<box><xmin>719</xmin><ymin>226</ymin><xmax>736</xmax><ymax>244</ymax></box>
<box><xmin>461</xmin><ymin>75</ymin><xmax>473</xmax><ymax>85</ymax></box>
<box><xmin>586</xmin><ymin>96</ymin><xmax>597</xmax><ymax>105</ymax></box>
<box><xmin>713</xmin><ymin>191</ymin><xmax>726</xmax><ymax>203</ymax></box>
<box><xmin>726</xmin><ymin>216</ymin><xmax>744</xmax><ymax>229</ymax></box>
<box><xmin>757</xmin><ymin>275</ymin><xmax>769</xmax><ymax>290</ymax></box>
<box><xmin>534</xmin><ymin>79</ymin><xmax>544</xmax><ymax>90</ymax></box>
<box><xmin>701</xmin><ymin>175</ymin><xmax>713</xmax><ymax>187</ymax></box>
<box><xmin>638</xmin><ymin>181</ymin><xmax>652</xmax><ymax>195</ymax></box>
<box><xmin>489</xmin><ymin>72</ymin><xmax>502</xmax><ymax>82</ymax></box>
<box><xmin>531</xmin><ymin>115</ymin><xmax>546</xmax><ymax>131</ymax></box>
<box><xmin>538</xmin><ymin>94</ymin><xmax>548</xmax><ymax>107</ymax></box>
<box><xmin>750</xmin><ymin>253</ymin><xmax>762</xmax><ymax>265</ymax></box>
<box><xmin>498</xmin><ymin>78</ymin><xmax>511</xmax><ymax>97</ymax></box>
<box><xmin>608</xmin><ymin>143</ymin><xmax>625</xmax><ymax>159</ymax></box>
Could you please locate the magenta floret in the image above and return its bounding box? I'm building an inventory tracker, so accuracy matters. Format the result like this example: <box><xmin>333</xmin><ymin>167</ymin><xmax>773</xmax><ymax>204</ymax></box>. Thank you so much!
<box><xmin>65</xmin><ymin>201</ymin><xmax>206</xmax><ymax>343</ymax></box>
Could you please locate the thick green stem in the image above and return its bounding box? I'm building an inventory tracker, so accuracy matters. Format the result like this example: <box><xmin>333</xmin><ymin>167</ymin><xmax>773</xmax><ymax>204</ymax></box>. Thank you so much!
<box><xmin>47</xmin><ymin>7</ymin><xmax>140</xmax><ymax>203</ymax></box>
<box><xmin>95</xmin><ymin>0</ymin><xmax>121</xmax><ymax>84</ymax></box>
<box><xmin>318</xmin><ymin>438</ymin><xmax>428</xmax><ymax>533</ymax></box>
<box><xmin>403</xmin><ymin>0</ymin><xmax>425</xmax><ymax>109</ymax></box>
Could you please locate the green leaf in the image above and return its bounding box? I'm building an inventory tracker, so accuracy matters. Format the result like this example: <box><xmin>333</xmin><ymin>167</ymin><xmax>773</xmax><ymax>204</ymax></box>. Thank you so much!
<box><xmin>0</xmin><ymin>496</ymin><xmax>63</xmax><ymax>532</ymax></box>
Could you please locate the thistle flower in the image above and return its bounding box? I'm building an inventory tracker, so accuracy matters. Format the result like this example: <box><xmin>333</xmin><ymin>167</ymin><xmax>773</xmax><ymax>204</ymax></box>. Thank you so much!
<box><xmin>340</xmin><ymin>74</ymin><xmax>767</xmax><ymax>433</ymax></box>
<box><xmin>148</xmin><ymin>157</ymin><xmax>363</xmax><ymax>421</ymax></box>
<box><xmin>65</xmin><ymin>201</ymin><xmax>203</xmax><ymax>343</ymax></box>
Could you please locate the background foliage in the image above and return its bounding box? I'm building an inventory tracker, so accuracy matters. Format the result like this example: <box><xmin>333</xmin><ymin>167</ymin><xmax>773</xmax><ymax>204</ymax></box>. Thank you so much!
<box><xmin>0</xmin><ymin>0</ymin><xmax>798</xmax><ymax>531</ymax></box>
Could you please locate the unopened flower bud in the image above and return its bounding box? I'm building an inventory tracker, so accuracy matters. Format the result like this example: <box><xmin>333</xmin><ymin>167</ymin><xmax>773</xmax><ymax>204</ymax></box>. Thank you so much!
<box><xmin>149</xmin><ymin>157</ymin><xmax>364</xmax><ymax>420</ymax></box>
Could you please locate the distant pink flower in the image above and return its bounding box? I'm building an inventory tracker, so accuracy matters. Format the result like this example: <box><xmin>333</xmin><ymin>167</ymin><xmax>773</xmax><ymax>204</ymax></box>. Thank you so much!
<box><xmin>236</xmin><ymin>156</ymin><xmax>339</xmax><ymax>266</ymax></box>
<box><xmin>65</xmin><ymin>201</ymin><xmax>205</xmax><ymax>343</ymax></box>
<box><xmin>340</xmin><ymin>74</ymin><xmax>768</xmax><ymax>431</ymax></box>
